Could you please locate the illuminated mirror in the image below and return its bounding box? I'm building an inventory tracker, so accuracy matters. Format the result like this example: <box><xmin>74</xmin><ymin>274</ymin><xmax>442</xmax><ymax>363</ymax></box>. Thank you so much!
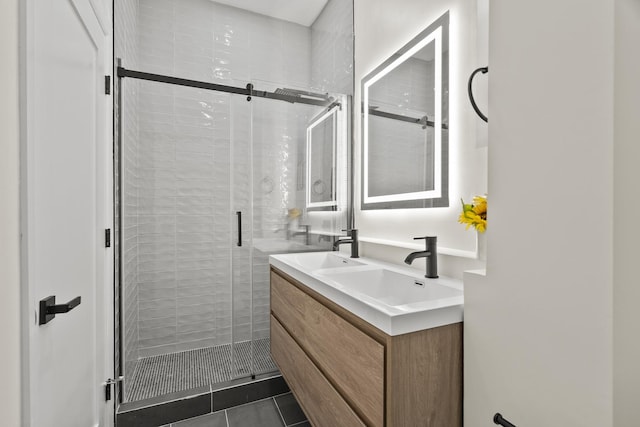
<box><xmin>307</xmin><ymin>107</ymin><xmax>338</xmax><ymax>209</ymax></box>
<box><xmin>362</xmin><ymin>11</ymin><xmax>449</xmax><ymax>209</ymax></box>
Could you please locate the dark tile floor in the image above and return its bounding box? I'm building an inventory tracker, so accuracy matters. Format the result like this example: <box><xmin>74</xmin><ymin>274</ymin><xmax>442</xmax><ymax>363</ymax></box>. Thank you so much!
<box><xmin>163</xmin><ymin>392</ymin><xmax>309</xmax><ymax>427</ymax></box>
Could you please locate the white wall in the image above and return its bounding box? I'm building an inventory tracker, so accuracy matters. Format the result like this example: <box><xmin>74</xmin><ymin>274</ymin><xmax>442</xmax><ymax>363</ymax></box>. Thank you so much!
<box><xmin>464</xmin><ymin>0</ymin><xmax>618</xmax><ymax>425</ymax></box>
<box><xmin>613</xmin><ymin>0</ymin><xmax>640</xmax><ymax>424</ymax></box>
<box><xmin>353</xmin><ymin>0</ymin><xmax>487</xmax><ymax>279</ymax></box>
<box><xmin>0</xmin><ymin>0</ymin><xmax>22</xmax><ymax>424</ymax></box>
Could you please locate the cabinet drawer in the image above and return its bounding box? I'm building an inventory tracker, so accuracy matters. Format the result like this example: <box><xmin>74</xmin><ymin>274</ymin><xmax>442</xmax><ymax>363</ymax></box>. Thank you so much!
<box><xmin>271</xmin><ymin>270</ymin><xmax>384</xmax><ymax>427</ymax></box>
<box><xmin>271</xmin><ymin>316</ymin><xmax>366</xmax><ymax>427</ymax></box>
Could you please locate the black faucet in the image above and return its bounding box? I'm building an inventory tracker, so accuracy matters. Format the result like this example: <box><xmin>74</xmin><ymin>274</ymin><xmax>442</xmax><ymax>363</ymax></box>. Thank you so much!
<box><xmin>291</xmin><ymin>224</ymin><xmax>311</xmax><ymax>245</ymax></box>
<box><xmin>333</xmin><ymin>229</ymin><xmax>359</xmax><ymax>258</ymax></box>
<box><xmin>404</xmin><ymin>236</ymin><xmax>438</xmax><ymax>278</ymax></box>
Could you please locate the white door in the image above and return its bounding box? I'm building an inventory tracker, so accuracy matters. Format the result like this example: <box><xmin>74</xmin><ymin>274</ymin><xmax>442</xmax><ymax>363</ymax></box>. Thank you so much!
<box><xmin>22</xmin><ymin>0</ymin><xmax>113</xmax><ymax>425</ymax></box>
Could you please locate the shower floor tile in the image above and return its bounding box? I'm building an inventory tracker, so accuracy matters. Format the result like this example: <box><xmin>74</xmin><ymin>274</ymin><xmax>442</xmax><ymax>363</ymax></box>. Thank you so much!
<box><xmin>126</xmin><ymin>338</ymin><xmax>277</xmax><ymax>402</ymax></box>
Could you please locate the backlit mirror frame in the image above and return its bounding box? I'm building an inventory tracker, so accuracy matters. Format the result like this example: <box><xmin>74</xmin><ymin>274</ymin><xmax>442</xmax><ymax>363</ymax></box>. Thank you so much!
<box><xmin>362</xmin><ymin>11</ymin><xmax>449</xmax><ymax>210</ymax></box>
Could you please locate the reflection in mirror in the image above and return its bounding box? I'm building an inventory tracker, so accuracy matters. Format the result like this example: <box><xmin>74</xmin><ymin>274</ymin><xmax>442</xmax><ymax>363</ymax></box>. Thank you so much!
<box><xmin>307</xmin><ymin>107</ymin><xmax>338</xmax><ymax>209</ymax></box>
<box><xmin>362</xmin><ymin>11</ymin><xmax>449</xmax><ymax>209</ymax></box>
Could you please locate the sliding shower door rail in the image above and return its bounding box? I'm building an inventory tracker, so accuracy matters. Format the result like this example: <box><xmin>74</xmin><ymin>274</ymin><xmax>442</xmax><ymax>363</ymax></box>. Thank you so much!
<box><xmin>117</xmin><ymin>66</ymin><xmax>333</xmax><ymax>107</ymax></box>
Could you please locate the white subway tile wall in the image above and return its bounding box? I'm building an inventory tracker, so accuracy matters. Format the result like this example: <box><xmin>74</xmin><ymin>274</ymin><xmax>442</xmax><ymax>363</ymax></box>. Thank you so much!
<box><xmin>311</xmin><ymin>0</ymin><xmax>354</xmax><ymax>95</ymax></box>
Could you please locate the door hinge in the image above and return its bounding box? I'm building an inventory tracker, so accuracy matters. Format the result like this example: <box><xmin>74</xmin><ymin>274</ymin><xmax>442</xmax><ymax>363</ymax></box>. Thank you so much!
<box><xmin>105</xmin><ymin>75</ymin><xmax>111</xmax><ymax>95</ymax></box>
<box><xmin>105</xmin><ymin>229</ymin><xmax>111</xmax><ymax>248</ymax></box>
<box><xmin>105</xmin><ymin>377</ymin><xmax>123</xmax><ymax>401</ymax></box>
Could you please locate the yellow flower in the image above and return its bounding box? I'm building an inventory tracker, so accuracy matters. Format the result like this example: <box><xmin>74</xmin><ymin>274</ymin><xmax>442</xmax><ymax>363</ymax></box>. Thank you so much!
<box><xmin>472</xmin><ymin>196</ymin><xmax>487</xmax><ymax>216</ymax></box>
<box><xmin>459</xmin><ymin>195</ymin><xmax>487</xmax><ymax>233</ymax></box>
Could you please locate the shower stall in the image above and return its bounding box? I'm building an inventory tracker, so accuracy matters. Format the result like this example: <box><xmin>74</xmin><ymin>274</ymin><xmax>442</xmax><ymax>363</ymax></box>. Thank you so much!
<box><xmin>113</xmin><ymin>0</ymin><xmax>353</xmax><ymax>407</ymax></box>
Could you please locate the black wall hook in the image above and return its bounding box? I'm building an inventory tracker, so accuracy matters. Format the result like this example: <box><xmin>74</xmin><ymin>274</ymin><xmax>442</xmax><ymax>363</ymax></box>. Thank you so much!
<box><xmin>468</xmin><ymin>66</ymin><xmax>488</xmax><ymax>122</ymax></box>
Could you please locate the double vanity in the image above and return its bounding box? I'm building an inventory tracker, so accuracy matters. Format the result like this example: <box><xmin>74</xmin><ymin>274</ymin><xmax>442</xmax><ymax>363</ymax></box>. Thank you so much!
<box><xmin>268</xmin><ymin>9</ymin><xmax>466</xmax><ymax>425</ymax></box>
<box><xmin>269</xmin><ymin>251</ymin><xmax>463</xmax><ymax>426</ymax></box>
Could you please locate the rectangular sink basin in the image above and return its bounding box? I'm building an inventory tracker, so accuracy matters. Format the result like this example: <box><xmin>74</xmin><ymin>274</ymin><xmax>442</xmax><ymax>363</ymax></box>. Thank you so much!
<box><xmin>285</xmin><ymin>251</ymin><xmax>364</xmax><ymax>271</ymax></box>
<box><xmin>318</xmin><ymin>268</ymin><xmax>462</xmax><ymax>308</ymax></box>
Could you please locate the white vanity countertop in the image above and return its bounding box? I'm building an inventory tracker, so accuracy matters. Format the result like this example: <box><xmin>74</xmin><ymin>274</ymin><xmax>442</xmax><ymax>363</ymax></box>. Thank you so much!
<box><xmin>269</xmin><ymin>251</ymin><xmax>464</xmax><ymax>336</ymax></box>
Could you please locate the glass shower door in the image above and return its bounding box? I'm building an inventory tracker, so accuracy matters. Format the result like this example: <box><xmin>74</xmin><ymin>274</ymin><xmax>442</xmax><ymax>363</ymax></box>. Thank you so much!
<box><xmin>231</xmin><ymin>91</ymin><xmax>330</xmax><ymax>380</ymax></box>
<box><xmin>248</xmin><ymin>96</ymin><xmax>305</xmax><ymax>377</ymax></box>
<box><xmin>245</xmin><ymin>93</ymin><xmax>349</xmax><ymax>377</ymax></box>
<box><xmin>117</xmin><ymin>77</ymin><xmax>258</xmax><ymax>402</ymax></box>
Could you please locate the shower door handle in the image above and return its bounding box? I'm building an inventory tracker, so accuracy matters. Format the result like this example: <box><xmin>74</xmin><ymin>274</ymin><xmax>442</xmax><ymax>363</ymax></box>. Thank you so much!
<box><xmin>236</xmin><ymin>211</ymin><xmax>242</xmax><ymax>247</ymax></box>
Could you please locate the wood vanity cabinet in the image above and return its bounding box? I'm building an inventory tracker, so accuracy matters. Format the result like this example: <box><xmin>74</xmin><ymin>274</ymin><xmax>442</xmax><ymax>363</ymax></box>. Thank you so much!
<box><xmin>270</xmin><ymin>267</ymin><xmax>462</xmax><ymax>427</ymax></box>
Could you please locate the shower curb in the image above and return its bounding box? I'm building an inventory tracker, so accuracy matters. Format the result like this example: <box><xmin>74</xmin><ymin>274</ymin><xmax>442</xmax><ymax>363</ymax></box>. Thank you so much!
<box><xmin>116</xmin><ymin>374</ymin><xmax>289</xmax><ymax>427</ymax></box>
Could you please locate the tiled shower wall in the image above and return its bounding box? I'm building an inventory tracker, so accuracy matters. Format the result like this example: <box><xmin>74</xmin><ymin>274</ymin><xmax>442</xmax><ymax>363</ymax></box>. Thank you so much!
<box><xmin>136</xmin><ymin>0</ymin><xmax>311</xmax><ymax>86</ymax></box>
<box><xmin>133</xmin><ymin>83</ymin><xmax>246</xmax><ymax>357</ymax></box>
<box><xmin>311</xmin><ymin>0</ymin><xmax>354</xmax><ymax>95</ymax></box>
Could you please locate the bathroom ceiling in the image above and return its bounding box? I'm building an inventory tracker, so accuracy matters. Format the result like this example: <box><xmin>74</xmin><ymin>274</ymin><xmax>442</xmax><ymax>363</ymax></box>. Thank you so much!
<box><xmin>212</xmin><ymin>0</ymin><xmax>329</xmax><ymax>27</ymax></box>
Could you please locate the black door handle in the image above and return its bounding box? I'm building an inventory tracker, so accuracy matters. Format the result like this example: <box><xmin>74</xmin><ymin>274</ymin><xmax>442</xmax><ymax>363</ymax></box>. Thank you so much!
<box><xmin>39</xmin><ymin>295</ymin><xmax>82</xmax><ymax>325</ymax></box>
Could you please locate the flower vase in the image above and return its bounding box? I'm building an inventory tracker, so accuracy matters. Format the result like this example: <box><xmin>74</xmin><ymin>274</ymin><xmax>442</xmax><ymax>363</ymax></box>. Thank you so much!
<box><xmin>476</xmin><ymin>231</ymin><xmax>487</xmax><ymax>261</ymax></box>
